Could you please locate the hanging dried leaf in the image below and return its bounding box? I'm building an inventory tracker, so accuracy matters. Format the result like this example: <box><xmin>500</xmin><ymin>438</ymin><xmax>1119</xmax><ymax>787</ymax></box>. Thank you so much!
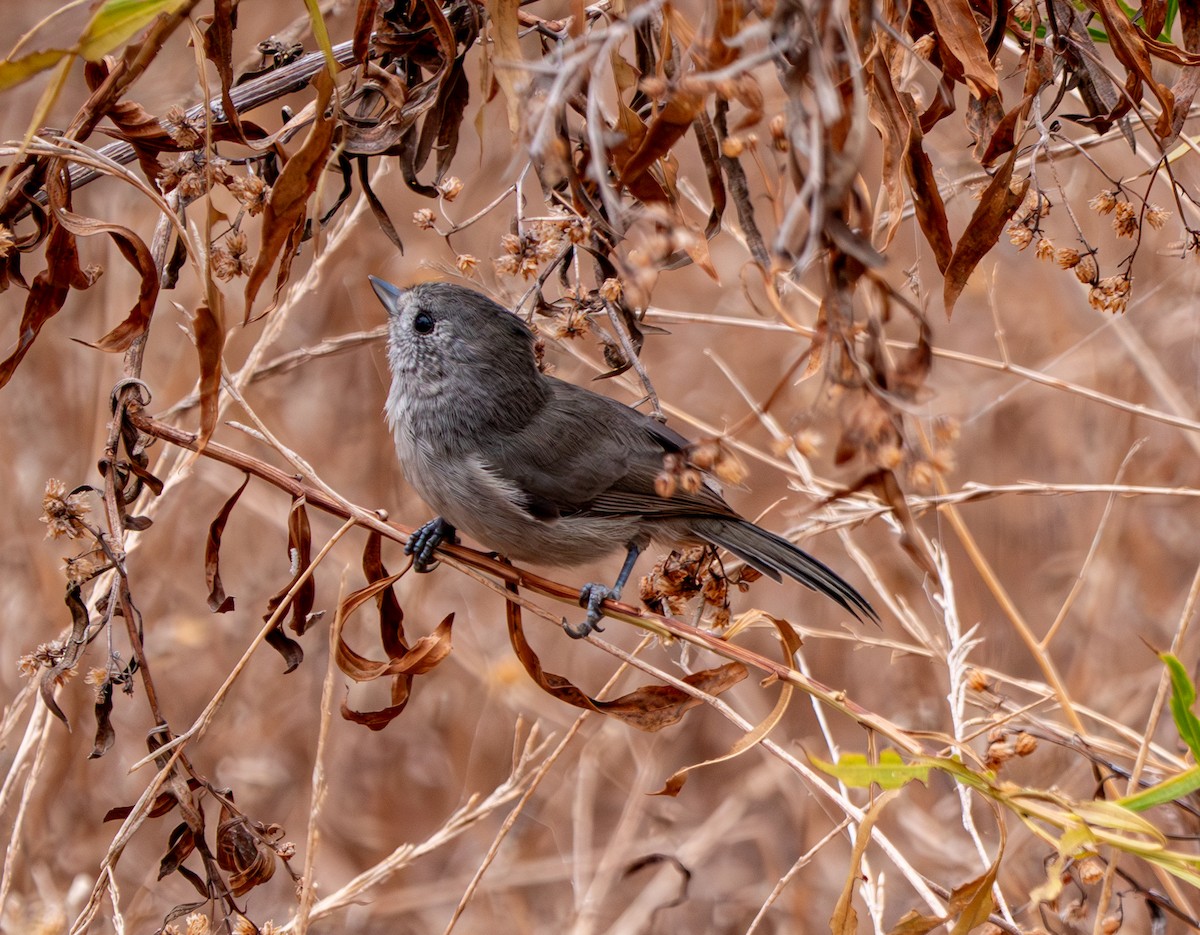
<box><xmin>505</xmin><ymin>585</ymin><xmax>747</xmax><ymax>732</ymax></box>
<box><xmin>244</xmin><ymin>68</ymin><xmax>336</xmax><ymax>321</ymax></box>
<box><xmin>205</xmin><ymin>473</ymin><xmax>250</xmax><ymax>613</ymax></box>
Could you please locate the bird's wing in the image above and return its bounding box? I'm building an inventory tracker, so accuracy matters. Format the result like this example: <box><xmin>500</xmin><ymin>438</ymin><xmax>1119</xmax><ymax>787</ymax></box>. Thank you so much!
<box><xmin>477</xmin><ymin>377</ymin><xmax>734</xmax><ymax>521</ymax></box>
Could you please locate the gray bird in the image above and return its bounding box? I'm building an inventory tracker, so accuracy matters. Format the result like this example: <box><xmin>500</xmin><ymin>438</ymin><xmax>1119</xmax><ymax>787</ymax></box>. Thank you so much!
<box><xmin>371</xmin><ymin>277</ymin><xmax>878</xmax><ymax>637</ymax></box>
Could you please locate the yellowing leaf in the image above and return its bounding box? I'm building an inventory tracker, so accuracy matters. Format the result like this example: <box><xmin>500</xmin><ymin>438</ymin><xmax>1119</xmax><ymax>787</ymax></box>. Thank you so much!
<box><xmin>79</xmin><ymin>0</ymin><xmax>190</xmax><ymax>61</ymax></box>
<box><xmin>812</xmin><ymin>750</ymin><xmax>933</xmax><ymax>789</ymax></box>
<box><xmin>0</xmin><ymin>49</ymin><xmax>68</xmax><ymax>92</ymax></box>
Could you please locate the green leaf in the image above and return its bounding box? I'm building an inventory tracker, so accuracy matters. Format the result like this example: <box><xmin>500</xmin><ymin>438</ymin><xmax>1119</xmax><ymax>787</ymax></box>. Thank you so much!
<box><xmin>79</xmin><ymin>0</ymin><xmax>190</xmax><ymax>61</ymax></box>
<box><xmin>811</xmin><ymin>750</ymin><xmax>932</xmax><ymax>789</ymax></box>
<box><xmin>1119</xmin><ymin>765</ymin><xmax>1200</xmax><ymax>812</ymax></box>
<box><xmin>1161</xmin><ymin>652</ymin><xmax>1200</xmax><ymax>758</ymax></box>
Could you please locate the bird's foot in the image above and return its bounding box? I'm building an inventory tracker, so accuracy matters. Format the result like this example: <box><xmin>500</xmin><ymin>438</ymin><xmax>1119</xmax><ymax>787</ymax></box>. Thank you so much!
<box><xmin>405</xmin><ymin>517</ymin><xmax>457</xmax><ymax>572</ymax></box>
<box><xmin>563</xmin><ymin>582</ymin><xmax>616</xmax><ymax>639</ymax></box>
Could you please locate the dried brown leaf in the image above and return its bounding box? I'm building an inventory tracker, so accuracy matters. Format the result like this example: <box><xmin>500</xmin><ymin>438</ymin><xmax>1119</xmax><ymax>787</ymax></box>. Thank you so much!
<box><xmin>205</xmin><ymin>473</ymin><xmax>249</xmax><ymax>613</ymax></box>
<box><xmin>943</xmin><ymin>147</ymin><xmax>1027</xmax><ymax>316</ymax></box>
<box><xmin>505</xmin><ymin>586</ymin><xmax>746</xmax><ymax>732</ymax></box>
<box><xmin>244</xmin><ymin>68</ymin><xmax>336</xmax><ymax>321</ymax></box>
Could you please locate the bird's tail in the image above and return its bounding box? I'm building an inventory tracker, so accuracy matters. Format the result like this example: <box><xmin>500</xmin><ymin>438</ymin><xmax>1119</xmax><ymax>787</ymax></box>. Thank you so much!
<box><xmin>690</xmin><ymin>517</ymin><xmax>879</xmax><ymax>623</ymax></box>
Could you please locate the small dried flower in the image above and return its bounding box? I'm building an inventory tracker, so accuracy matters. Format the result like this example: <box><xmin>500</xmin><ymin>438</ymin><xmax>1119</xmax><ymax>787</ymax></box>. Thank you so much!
<box><xmin>1088</xmin><ymin>274</ymin><xmax>1131</xmax><ymax>314</ymax></box>
<box><xmin>599</xmin><ymin>277</ymin><xmax>623</xmax><ymax>302</ymax></box>
<box><xmin>1099</xmin><ymin>916</ymin><xmax>1121</xmax><ymax>935</ymax></box>
<box><xmin>712</xmin><ymin>448</ymin><xmax>748</xmax><ymax>485</ymax></box>
<box><xmin>768</xmin><ymin>113</ymin><xmax>788</xmax><ymax>152</ymax></box>
<box><xmin>933</xmin><ymin>415</ymin><xmax>960</xmax><ymax>444</ymax></box>
<box><xmin>794</xmin><ymin>429</ymin><xmax>823</xmax><ymax>458</ymax></box>
<box><xmin>16</xmin><ymin>654</ymin><xmax>40</xmax><ymax>679</ymax></box>
<box><xmin>876</xmin><ymin>442</ymin><xmax>904</xmax><ymax>470</ymax></box>
<box><xmin>41</xmin><ymin>479</ymin><xmax>90</xmax><ymax>539</ymax></box>
<box><xmin>931</xmin><ymin>447</ymin><xmax>956</xmax><ymax>475</ymax></box>
<box><xmin>1007</xmin><ymin>225</ymin><xmax>1033</xmax><ymax>250</ymax></box>
<box><xmin>1012</xmin><ymin>0</ymin><xmax>1034</xmax><ymax>20</ymax></box>
<box><xmin>437</xmin><ymin>176</ymin><xmax>464</xmax><ymax>201</ymax></box>
<box><xmin>638</xmin><ymin>76</ymin><xmax>668</xmax><ymax>99</ymax></box>
<box><xmin>493</xmin><ymin>254</ymin><xmax>520</xmax><ymax>276</ymax></box>
<box><xmin>455</xmin><ymin>254</ymin><xmax>478</xmax><ymax>274</ymax></box>
<box><xmin>679</xmin><ymin>468</ymin><xmax>703</xmax><ymax>494</ymax></box>
<box><xmin>231</xmin><ymin>916</ymin><xmax>256</xmax><ymax>935</ymax></box>
<box><xmin>164</xmin><ymin>104</ymin><xmax>202</xmax><ymax>148</ymax></box>
<box><xmin>212</xmin><ymin>231</ymin><xmax>253</xmax><ymax>282</ymax></box>
<box><xmin>721</xmin><ymin>136</ymin><xmax>745</xmax><ymax>158</ymax></box>
<box><xmin>690</xmin><ymin>440</ymin><xmax>721</xmax><ymax>470</ymax></box>
<box><xmin>654</xmin><ymin>471</ymin><xmax>677</xmax><ymax>499</ymax></box>
<box><xmin>0</xmin><ymin>224</ymin><xmax>14</xmax><ymax>258</ymax></box>
<box><xmin>228</xmin><ymin>174</ymin><xmax>268</xmax><ymax>216</ymax></box>
<box><xmin>84</xmin><ymin>667</ymin><xmax>108</xmax><ymax>687</ymax></box>
<box><xmin>1013</xmin><ymin>731</ymin><xmax>1037</xmax><ymax>756</ymax></box>
<box><xmin>550</xmin><ymin>308</ymin><xmax>590</xmax><ymax>340</ymax></box>
<box><xmin>564</xmin><ymin>216</ymin><xmax>591</xmax><ymax>244</ymax></box>
<box><xmin>1146</xmin><ymin>203</ymin><xmax>1170</xmax><ymax>230</ymax></box>
<box><xmin>412</xmin><ymin>208</ymin><xmax>436</xmax><ymax>230</ymax></box>
<box><xmin>1112</xmin><ymin>200</ymin><xmax>1138</xmax><ymax>238</ymax></box>
<box><xmin>966</xmin><ymin>668</ymin><xmax>990</xmax><ymax>692</ymax></box>
<box><xmin>501</xmin><ymin>232</ymin><xmax>523</xmax><ymax>255</ymax></box>
<box><xmin>908</xmin><ymin>460</ymin><xmax>934</xmax><ymax>488</ymax></box>
<box><xmin>1089</xmin><ymin>190</ymin><xmax>1118</xmax><ymax>215</ymax></box>
<box><xmin>1034</xmin><ymin>237</ymin><xmax>1054</xmax><ymax>260</ymax></box>
<box><xmin>1055</xmin><ymin>247</ymin><xmax>1081</xmax><ymax>269</ymax></box>
<box><xmin>1074</xmin><ymin>253</ymin><xmax>1098</xmax><ymax>283</ymax></box>
<box><xmin>185</xmin><ymin>913</ymin><xmax>212</xmax><ymax>935</ymax></box>
<box><xmin>64</xmin><ymin>553</ymin><xmax>100</xmax><ymax>585</ymax></box>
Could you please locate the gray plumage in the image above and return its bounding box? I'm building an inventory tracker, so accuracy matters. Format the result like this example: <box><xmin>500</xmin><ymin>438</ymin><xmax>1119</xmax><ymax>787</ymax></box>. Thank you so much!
<box><xmin>372</xmin><ymin>277</ymin><xmax>877</xmax><ymax>634</ymax></box>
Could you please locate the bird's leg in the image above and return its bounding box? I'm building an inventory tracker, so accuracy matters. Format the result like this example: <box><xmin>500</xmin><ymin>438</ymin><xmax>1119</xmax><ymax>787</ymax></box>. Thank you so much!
<box><xmin>405</xmin><ymin>517</ymin><xmax>458</xmax><ymax>572</ymax></box>
<box><xmin>565</xmin><ymin>544</ymin><xmax>641</xmax><ymax>639</ymax></box>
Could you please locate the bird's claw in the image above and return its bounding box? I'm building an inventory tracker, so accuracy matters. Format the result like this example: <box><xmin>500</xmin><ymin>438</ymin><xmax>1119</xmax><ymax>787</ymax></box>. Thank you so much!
<box><xmin>563</xmin><ymin>582</ymin><xmax>613</xmax><ymax>639</ymax></box>
<box><xmin>405</xmin><ymin>517</ymin><xmax>457</xmax><ymax>573</ymax></box>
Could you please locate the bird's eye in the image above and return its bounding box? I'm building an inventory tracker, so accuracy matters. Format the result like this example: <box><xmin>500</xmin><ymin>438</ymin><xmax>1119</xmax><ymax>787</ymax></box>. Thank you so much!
<box><xmin>413</xmin><ymin>311</ymin><xmax>435</xmax><ymax>335</ymax></box>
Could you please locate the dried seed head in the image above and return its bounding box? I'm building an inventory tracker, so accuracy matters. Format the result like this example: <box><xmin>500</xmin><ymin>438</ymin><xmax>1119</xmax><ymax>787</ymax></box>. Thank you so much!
<box><xmin>654</xmin><ymin>471</ymin><xmax>677</xmax><ymax>499</ymax></box>
<box><xmin>437</xmin><ymin>176</ymin><xmax>464</xmax><ymax>201</ymax></box>
<box><xmin>638</xmin><ymin>76</ymin><xmax>668</xmax><ymax>99</ymax></box>
<box><xmin>1089</xmin><ymin>190</ymin><xmax>1118</xmax><ymax>215</ymax></box>
<box><xmin>1055</xmin><ymin>247</ymin><xmax>1081</xmax><ymax>269</ymax></box>
<box><xmin>1145</xmin><ymin>203</ymin><xmax>1170</xmax><ymax>230</ymax></box>
<box><xmin>455</xmin><ymin>254</ymin><xmax>478</xmax><ymax>274</ymax></box>
<box><xmin>768</xmin><ymin>113</ymin><xmax>788</xmax><ymax>152</ymax></box>
<box><xmin>412</xmin><ymin>208</ymin><xmax>436</xmax><ymax>230</ymax></box>
<box><xmin>1007</xmin><ymin>225</ymin><xmax>1033</xmax><ymax>250</ymax></box>
<box><xmin>713</xmin><ymin>448</ymin><xmax>748</xmax><ymax>485</ymax></box>
<box><xmin>908</xmin><ymin>460</ymin><xmax>934</xmax><ymax>488</ymax></box>
<box><xmin>185</xmin><ymin>913</ymin><xmax>212</xmax><ymax>935</ymax></box>
<box><xmin>493</xmin><ymin>254</ymin><xmax>520</xmax><ymax>276</ymax></box>
<box><xmin>41</xmin><ymin>479</ymin><xmax>90</xmax><ymax>540</ymax></box>
<box><xmin>1112</xmin><ymin>201</ymin><xmax>1138</xmax><ymax>238</ymax></box>
<box><xmin>164</xmin><ymin>105</ymin><xmax>201</xmax><ymax>148</ymax></box>
<box><xmin>933</xmin><ymin>415</ymin><xmax>960</xmax><ymax>444</ymax></box>
<box><xmin>793</xmin><ymin>429</ymin><xmax>823</xmax><ymax>458</ymax></box>
<box><xmin>690</xmin><ymin>440</ymin><xmax>721</xmax><ymax>470</ymax></box>
<box><xmin>721</xmin><ymin>136</ymin><xmax>745</xmax><ymax>158</ymax></box>
<box><xmin>228</xmin><ymin>174</ymin><xmax>268</xmax><ymax>216</ymax></box>
<box><xmin>1034</xmin><ymin>237</ymin><xmax>1054</xmax><ymax>260</ymax></box>
<box><xmin>1074</xmin><ymin>253</ymin><xmax>1098</xmax><ymax>283</ymax></box>
<box><xmin>0</xmin><ymin>224</ymin><xmax>14</xmax><ymax>258</ymax></box>
<box><xmin>599</xmin><ymin>277</ymin><xmax>622</xmax><ymax>302</ymax></box>
<box><xmin>1013</xmin><ymin>731</ymin><xmax>1037</xmax><ymax>756</ymax></box>
<box><xmin>678</xmin><ymin>468</ymin><xmax>703</xmax><ymax>494</ymax></box>
<box><xmin>212</xmin><ymin>230</ymin><xmax>253</xmax><ymax>282</ymax></box>
<box><xmin>550</xmin><ymin>308</ymin><xmax>590</xmax><ymax>340</ymax></box>
<box><xmin>966</xmin><ymin>668</ymin><xmax>990</xmax><ymax>692</ymax></box>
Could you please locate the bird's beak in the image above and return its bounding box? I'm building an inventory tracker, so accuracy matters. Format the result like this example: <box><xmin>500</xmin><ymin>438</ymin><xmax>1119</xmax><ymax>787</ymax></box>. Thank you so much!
<box><xmin>369</xmin><ymin>276</ymin><xmax>405</xmax><ymax>314</ymax></box>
